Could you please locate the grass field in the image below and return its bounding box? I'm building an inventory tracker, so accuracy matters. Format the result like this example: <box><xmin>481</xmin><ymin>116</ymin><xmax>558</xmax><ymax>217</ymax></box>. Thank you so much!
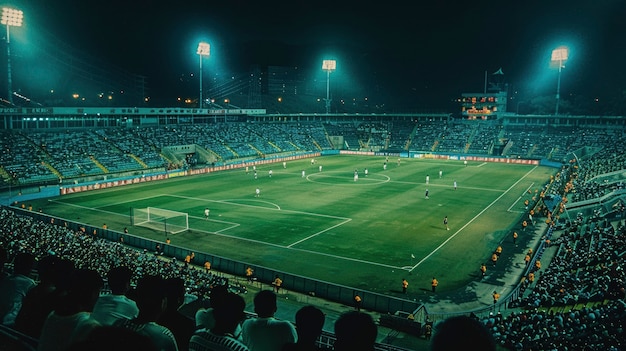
<box><xmin>27</xmin><ymin>155</ymin><xmax>555</xmax><ymax>299</ymax></box>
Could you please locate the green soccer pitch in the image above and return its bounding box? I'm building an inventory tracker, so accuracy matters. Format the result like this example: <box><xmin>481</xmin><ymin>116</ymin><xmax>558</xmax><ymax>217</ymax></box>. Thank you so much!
<box><xmin>28</xmin><ymin>155</ymin><xmax>556</xmax><ymax>296</ymax></box>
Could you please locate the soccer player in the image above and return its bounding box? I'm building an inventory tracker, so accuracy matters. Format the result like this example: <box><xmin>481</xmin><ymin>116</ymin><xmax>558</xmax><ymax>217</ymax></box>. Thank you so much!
<box><xmin>443</xmin><ymin>216</ymin><xmax>449</xmax><ymax>230</ymax></box>
<box><xmin>268</xmin><ymin>169</ymin><xmax>273</xmax><ymax>177</ymax></box>
<box><xmin>283</xmin><ymin>161</ymin><xmax>286</xmax><ymax>169</ymax></box>
<box><xmin>354</xmin><ymin>170</ymin><xmax>359</xmax><ymax>182</ymax></box>
<box><xmin>453</xmin><ymin>180</ymin><xmax>457</xmax><ymax>190</ymax></box>
<box><xmin>255</xmin><ymin>188</ymin><xmax>260</xmax><ymax>197</ymax></box>
<box><xmin>383</xmin><ymin>162</ymin><xmax>387</xmax><ymax>170</ymax></box>
<box><xmin>439</xmin><ymin>169</ymin><xmax>443</xmax><ymax>178</ymax></box>
<box><xmin>425</xmin><ymin>189</ymin><xmax>429</xmax><ymax>199</ymax></box>
<box><xmin>204</xmin><ymin>208</ymin><xmax>210</xmax><ymax>219</ymax></box>
<box><xmin>319</xmin><ymin>165</ymin><xmax>322</xmax><ymax>172</ymax></box>
<box><xmin>426</xmin><ymin>175</ymin><xmax>430</xmax><ymax>184</ymax></box>
<box><xmin>364</xmin><ymin>168</ymin><xmax>368</xmax><ymax>176</ymax></box>
<box><xmin>302</xmin><ymin>170</ymin><xmax>306</xmax><ymax>178</ymax></box>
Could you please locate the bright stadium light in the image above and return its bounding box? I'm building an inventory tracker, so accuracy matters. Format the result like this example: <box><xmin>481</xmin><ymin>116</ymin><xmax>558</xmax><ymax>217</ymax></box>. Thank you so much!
<box><xmin>197</xmin><ymin>42</ymin><xmax>210</xmax><ymax>108</ymax></box>
<box><xmin>551</xmin><ymin>46</ymin><xmax>569</xmax><ymax>115</ymax></box>
<box><xmin>322</xmin><ymin>59</ymin><xmax>336</xmax><ymax>114</ymax></box>
<box><xmin>2</xmin><ymin>7</ymin><xmax>23</xmax><ymax>105</ymax></box>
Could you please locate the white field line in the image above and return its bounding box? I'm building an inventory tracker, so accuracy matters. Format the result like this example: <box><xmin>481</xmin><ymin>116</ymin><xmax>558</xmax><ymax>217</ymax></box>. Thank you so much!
<box><xmin>507</xmin><ymin>183</ymin><xmax>535</xmax><ymax>212</ymax></box>
<box><xmin>47</xmin><ymin>199</ymin><xmax>128</xmax><ymax>218</ymax></box>
<box><xmin>408</xmin><ymin>166</ymin><xmax>538</xmax><ymax>272</ymax></box>
<box><xmin>168</xmin><ymin>194</ymin><xmax>354</xmax><ymax>247</ymax></box>
<box><xmin>287</xmin><ymin>218</ymin><xmax>352</xmax><ymax>248</ymax></box>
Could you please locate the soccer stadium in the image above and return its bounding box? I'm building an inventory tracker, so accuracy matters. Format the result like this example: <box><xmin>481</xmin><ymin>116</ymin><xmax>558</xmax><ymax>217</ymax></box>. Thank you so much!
<box><xmin>1</xmin><ymin>3</ymin><xmax>625</xmax><ymax>351</ymax></box>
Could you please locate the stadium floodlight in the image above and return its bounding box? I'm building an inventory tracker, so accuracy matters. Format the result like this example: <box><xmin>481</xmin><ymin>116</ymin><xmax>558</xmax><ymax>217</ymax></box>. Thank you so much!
<box><xmin>551</xmin><ymin>46</ymin><xmax>568</xmax><ymax>115</ymax></box>
<box><xmin>197</xmin><ymin>42</ymin><xmax>210</xmax><ymax>108</ymax></box>
<box><xmin>1</xmin><ymin>7</ymin><xmax>23</xmax><ymax>105</ymax></box>
<box><xmin>322</xmin><ymin>59</ymin><xmax>336</xmax><ymax>114</ymax></box>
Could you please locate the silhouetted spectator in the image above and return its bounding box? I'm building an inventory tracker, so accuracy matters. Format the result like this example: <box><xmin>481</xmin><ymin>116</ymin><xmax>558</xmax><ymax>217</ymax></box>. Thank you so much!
<box><xmin>189</xmin><ymin>292</ymin><xmax>249</xmax><ymax>351</ymax></box>
<box><xmin>90</xmin><ymin>266</ymin><xmax>139</xmax><ymax>326</ymax></box>
<box><xmin>333</xmin><ymin>311</ymin><xmax>377</xmax><ymax>351</ymax></box>
<box><xmin>242</xmin><ymin>289</ymin><xmax>297</xmax><ymax>351</ymax></box>
<box><xmin>282</xmin><ymin>305</ymin><xmax>327</xmax><ymax>351</ymax></box>
<box><xmin>38</xmin><ymin>268</ymin><xmax>104</xmax><ymax>351</ymax></box>
<box><xmin>195</xmin><ymin>284</ymin><xmax>229</xmax><ymax>330</ymax></box>
<box><xmin>14</xmin><ymin>256</ymin><xmax>69</xmax><ymax>338</ymax></box>
<box><xmin>158</xmin><ymin>277</ymin><xmax>195</xmax><ymax>351</ymax></box>
<box><xmin>114</xmin><ymin>275</ymin><xmax>178</xmax><ymax>351</ymax></box>
<box><xmin>430</xmin><ymin>315</ymin><xmax>496</xmax><ymax>351</ymax></box>
<box><xmin>0</xmin><ymin>252</ymin><xmax>36</xmax><ymax>326</ymax></box>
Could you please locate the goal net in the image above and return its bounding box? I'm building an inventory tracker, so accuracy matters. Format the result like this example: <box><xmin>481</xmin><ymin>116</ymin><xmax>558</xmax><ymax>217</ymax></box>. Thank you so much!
<box><xmin>131</xmin><ymin>207</ymin><xmax>189</xmax><ymax>234</ymax></box>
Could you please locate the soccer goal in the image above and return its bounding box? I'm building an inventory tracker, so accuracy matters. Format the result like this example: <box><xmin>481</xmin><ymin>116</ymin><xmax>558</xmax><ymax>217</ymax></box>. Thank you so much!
<box><xmin>131</xmin><ymin>207</ymin><xmax>189</xmax><ymax>234</ymax></box>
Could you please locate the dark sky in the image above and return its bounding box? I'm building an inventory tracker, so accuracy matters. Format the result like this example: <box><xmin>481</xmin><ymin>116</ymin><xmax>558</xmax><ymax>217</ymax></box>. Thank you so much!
<box><xmin>8</xmin><ymin>0</ymin><xmax>626</xmax><ymax>109</ymax></box>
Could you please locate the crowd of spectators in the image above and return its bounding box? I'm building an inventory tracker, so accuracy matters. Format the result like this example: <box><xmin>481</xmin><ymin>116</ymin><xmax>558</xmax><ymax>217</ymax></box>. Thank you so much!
<box><xmin>0</xmin><ymin>206</ymin><xmax>384</xmax><ymax>350</ymax></box>
<box><xmin>2</xmin><ymin>121</ymin><xmax>625</xmax><ymax>186</ymax></box>
<box><xmin>477</xmin><ymin>149</ymin><xmax>626</xmax><ymax>350</ymax></box>
<box><xmin>515</xmin><ymin>216</ymin><xmax>625</xmax><ymax>309</ymax></box>
<box><xmin>479</xmin><ymin>300</ymin><xmax>624</xmax><ymax>350</ymax></box>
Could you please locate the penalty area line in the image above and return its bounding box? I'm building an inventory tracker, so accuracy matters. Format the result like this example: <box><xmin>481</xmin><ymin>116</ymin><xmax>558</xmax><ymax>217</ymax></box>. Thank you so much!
<box><xmin>507</xmin><ymin>182</ymin><xmax>534</xmax><ymax>212</ymax></box>
<box><xmin>409</xmin><ymin>166</ymin><xmax>538</xmax><ymax>273</ymax></box>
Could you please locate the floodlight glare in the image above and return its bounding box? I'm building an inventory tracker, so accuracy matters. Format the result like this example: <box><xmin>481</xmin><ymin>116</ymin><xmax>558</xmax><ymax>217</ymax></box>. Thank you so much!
<box><xmin>322</xmin><ymin>60</ymin><xmax>336</xmax><ymax>71</ymax></box>
<box><xmin>197</xmin><ymin>42</ymin><xmax>210</xmax><ymax>108</ymax></box>
<box><xmin>551</xmin><ymin>47</ymin><xmax>568</xmax><ymax>62</ymax></box>
<box><xmin>2</xmin><ymin>7</ymin><xmax>23</xmax><ymax>105</ymax></box>
<box><xmin>551</xmin><ymin>46</ymin><xmax>569</xmax><ymax>115</ymax></box>
<box><xmin>197</xmin><ymin>42</ymin><xmax>210</xmax><ymax>57</ymax></box>
<box><xmin>322</xmin><ymin>60</ymin><xmax>336</xmax><ymax>114</ymax></box>
<box><xmin>1</xmin><ymin>7</ymin><xmax>23</xmax><ymax>27</ymax></box>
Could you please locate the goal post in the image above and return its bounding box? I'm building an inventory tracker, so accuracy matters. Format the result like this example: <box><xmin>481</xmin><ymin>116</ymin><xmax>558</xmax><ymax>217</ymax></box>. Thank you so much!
<box><xmin>131</xmin><ymin>207</ymin><xmax>189</xmax><ymax>234</ymax></box>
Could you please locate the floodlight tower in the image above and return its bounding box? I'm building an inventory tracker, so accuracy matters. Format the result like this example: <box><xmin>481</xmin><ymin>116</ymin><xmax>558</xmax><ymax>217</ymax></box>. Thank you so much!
<box><xmin>2</xmin><ymin>7</ymin><xmax>23</xmax><ymax>105</ymax></box>
<box><xmin>551</xmin><ymin>46</ymin><xmax>569</xmax><ymax>115</ymax></box>
<box><xmin>322</xmin><ymin>59</ymin><xmax>336</xmax><ymax>114</ymax></box>
<box><xmin>197</xmin><ymin>42</ymin><xmax>210</xmax><ymax>108</ymax></box>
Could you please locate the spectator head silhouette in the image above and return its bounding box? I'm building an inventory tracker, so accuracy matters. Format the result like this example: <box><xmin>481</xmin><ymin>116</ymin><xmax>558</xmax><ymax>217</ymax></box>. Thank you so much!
<box><xmin>106</xmin><ymin>266</ymin><xmax>133</xmax><ymax>295</ymax></box>
<box><xmin>430</xmin><ymin>315</ymin><xmax>496</xmax><ymax>351</ymax></box>
<box><xmin>13</xmin><ymin>252</ymin><xmax>36</xmax><ymax>276</ymax></box>
<box><xmin>253</xmin><ymin>289</ymin><xmax>278</xmax><ymax>318</ymax></box>
<box><xmin>68</xmin><ymin>268</ymin><xmax>104</xmax><ymax>313</ymax></box>
<box><xmin>209</xmin><ymin>284</ymin><xmax>229</xmax><ymax>307</ymax></box>
<box><xmin>333</xmin><ymin>311</ymin><xmax>377</xmax><ymax>351</ymax></box>
<box><xmin>163</xmin><ymin>277</ymin><xmax>186</xmax><ymax>311</ymax></box>
<box><xmin>294</xmin><ymin>305</ymin><xmax>325</xmax><ymax>345</ymax></box>
<box><xmin>134</xmin><ymin>274</ymin><xmax>167</xmax><ymax>321</ymax></box>
<box><xmin>212</xmin><ymin>292</ymin><xmax>246</xmax><ymax>335</ymax></box>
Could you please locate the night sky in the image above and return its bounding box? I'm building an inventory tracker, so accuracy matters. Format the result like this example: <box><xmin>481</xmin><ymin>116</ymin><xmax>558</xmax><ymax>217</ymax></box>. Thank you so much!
<box><xmin>6</xmin><ymin>0</ymin><xmax>626</xmax><ymax>111</ymax></box>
